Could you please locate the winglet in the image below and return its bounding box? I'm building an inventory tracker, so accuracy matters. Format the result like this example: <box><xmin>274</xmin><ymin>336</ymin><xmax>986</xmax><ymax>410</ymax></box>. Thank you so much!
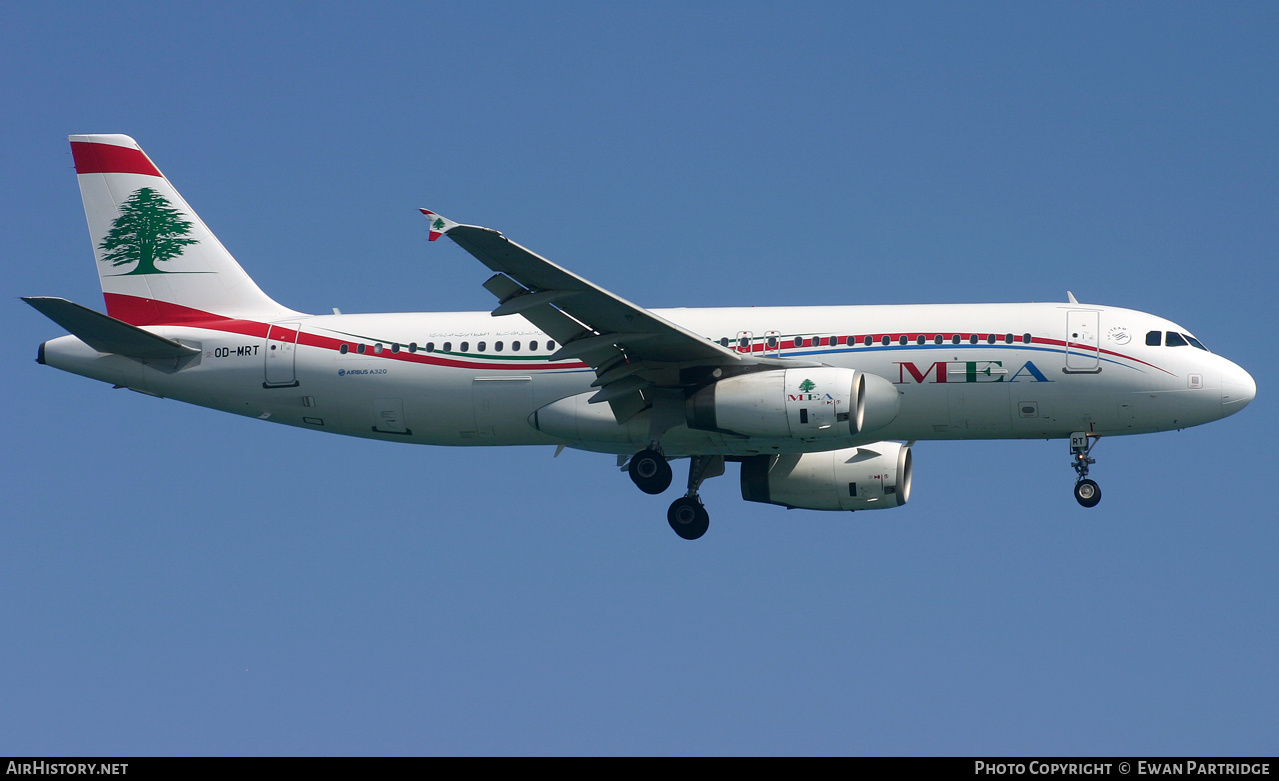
<box><xmin>419</xmin><ymin>209</ymin><xmax>460</xmax><ymax>241</ymax></box>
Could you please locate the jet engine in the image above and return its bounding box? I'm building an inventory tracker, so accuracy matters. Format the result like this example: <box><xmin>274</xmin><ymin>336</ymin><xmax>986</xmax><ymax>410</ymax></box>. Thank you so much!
<box><xmin>686</xmin><ymin>367</ymin><xmax>898</xmax><ymax>440</ymax></box>
<box><xmin>740</xmin><ymin>441</ymin><xmax>912</xmax><ymax>511</ymax></box>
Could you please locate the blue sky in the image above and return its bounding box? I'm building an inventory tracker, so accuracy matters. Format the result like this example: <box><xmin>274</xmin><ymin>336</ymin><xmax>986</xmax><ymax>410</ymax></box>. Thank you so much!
<box><xmin>2</xmin><ymin>2</ymin><xmax>1275</xmax><ymax>755</ymax></box>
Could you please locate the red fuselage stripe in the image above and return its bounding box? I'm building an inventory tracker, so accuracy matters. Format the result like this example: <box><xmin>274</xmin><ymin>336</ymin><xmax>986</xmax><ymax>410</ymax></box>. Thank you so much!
<box><xmin>100</xmin><ymin>294</ymin><xmax>1169</xmax><ymax>375</ymax></box>
<box><xmin>101</xmin><ymin>294</ymin><xmax>587</xmax><ymax>371</ymax></box>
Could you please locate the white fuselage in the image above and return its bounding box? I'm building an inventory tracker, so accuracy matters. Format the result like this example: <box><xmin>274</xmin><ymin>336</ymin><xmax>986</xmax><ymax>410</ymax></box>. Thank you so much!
<box><xmin>39</xmin><ymin>301</ymin><xmax>1254</xmax><ymax>456</ymax></box>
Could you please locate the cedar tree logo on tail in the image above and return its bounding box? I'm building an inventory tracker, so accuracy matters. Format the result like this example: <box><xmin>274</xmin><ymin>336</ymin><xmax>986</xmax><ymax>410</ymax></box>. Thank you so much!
<box><xmin>99</xmin><ymin>187</ymin><xmax>199</xmax><ymax>275</ymax></box>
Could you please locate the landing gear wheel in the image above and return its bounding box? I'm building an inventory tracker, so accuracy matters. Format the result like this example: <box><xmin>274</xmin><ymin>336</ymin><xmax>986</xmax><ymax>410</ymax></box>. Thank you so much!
<box><xmin>1074</xmin><ymin>479</ymin><xmax>1101</xmax><ymax>508</ymax></box>
<box><xmin>667</xmin><ymin>497</ymin><xmax>710</xmax><ymax>540</ymax></box>
<box><xmin>629</xmin><ymin>449</ymin><xmax>672</xmax><ymax>495</ymax></box>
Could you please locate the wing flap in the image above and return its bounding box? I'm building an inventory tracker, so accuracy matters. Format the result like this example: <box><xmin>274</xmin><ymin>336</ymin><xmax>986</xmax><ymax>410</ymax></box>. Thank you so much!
<box><xmin>482</xmin><ymin>273</ymin><xmax>587</xmax><ymax>345</ymax></box>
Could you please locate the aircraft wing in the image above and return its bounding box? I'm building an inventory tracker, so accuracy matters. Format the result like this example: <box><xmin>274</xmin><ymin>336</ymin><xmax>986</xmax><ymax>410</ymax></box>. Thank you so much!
<box><xmin>422</xmin><ymin>209</ymin><xmax>802</xmax><ymax>422</ymax></box>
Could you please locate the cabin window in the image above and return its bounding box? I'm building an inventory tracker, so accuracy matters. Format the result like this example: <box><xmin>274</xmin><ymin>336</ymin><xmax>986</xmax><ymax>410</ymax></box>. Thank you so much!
<box><xmin>880</xmin><ymin>336</ymin><xmax>890</xmax><ymax>346</ymax></box>
<box><xmin>898</xmin><ymin>335</ymin><xmax>908</xmax><ymax>345</ymax></box>
<box><xmin>933</xmin><ymin>335</ymin><xmax>943</xmax><ymax>345</ymax></box>
<box><xmin>767</xmin><ymin>336</ymin><xmax>778</xmax><ymax>348</ymax></box>
<box><xmin>793</xmin><ymin>337</ymin><xmax>804</xmax><ymax>348</ymax></box>
<box><xmin>969</xmin><ymin>334</ymin><xmax>978</xmax><ymax>344</ymax></box>
<box><xmin>460</xmin><ymin>342</ymin><xmax>469</xmax><ymax>352</ymax></box>
<box><xmin>495</xmin><ymin>341</ymin><xmax>503</xmax><ymax>352</ymax></box>
<box><xmin>339</xmin><ymin>344</ymin><xmax>349</xmax><ymax>354</ymax></box>
<box><xmin>357</xmin><ymin>344</ymin><xmax>366</xmax><ymax>354</ymax></box>
<box><xmin>916</xmin><ymin>335</ymin><xmax>925</xmax><ymax>345</ymax></box>
<box><xmin>391</xmin><ymin>343</ymin><xmax>400</xmax><ymax>353</ymax></box>
<box><xmin>1023</xmin><ymin>333</ymin><xmax>1032</xmax><ymax>344</ymax></box>
<box><xmin>373</xmin><ymin>343</ymin><xmax>383</xmax><ymax>354</ymax></box>
<box><xmin>529</xmin><ymin>340</ymin><xmax>538</xmax><ymax>352</ymax></box>
<box><xmin>512</xmin><ymin>341</ymin><xmax>521</xmax><ymax>352</ymax></box>
<box><xmin>477</xmin><ymin>341</ymin><xmax>486</xmax><ymax>352</ymax></box>
<box><xmin>1164</xmin><ymin>332</ymin><xmax>1188</xmax><ymax>347</ymax></box>
<box><xmin>442</xmin><ymin>342</ymin><xmax>452</xmax><ymax>352</ymax></box>
<box><xmin>1005</xmin><ymin>333</ymin><xmax>1014</xmax><ymax>343</ymax></box>
<box><xmin>720</xmin><ymin>337</ymin><xmax>730</xmax><ymax>347</ymax></box>
<box><xmin>863</xmin><ymin>336</ymin><xmax>873</xmax><ymax>346</ymax></box>
<box><xmin>409</xmin><ymin>342</ymin><xmax>418</xmax><ymax>353</ymax></box>
<box><xmin>986</xmin><ymin>334</ymin><xmax>996</xmax><ymax>344</ymax></box>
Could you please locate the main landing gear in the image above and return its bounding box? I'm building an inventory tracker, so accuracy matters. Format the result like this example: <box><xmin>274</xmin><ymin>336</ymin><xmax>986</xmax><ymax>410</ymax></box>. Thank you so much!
<box><xmin>626</xmin><ymin>449</ymin><xmax>723</xmax><ymax>540</ymax></box>
<box><xmin>667</xmin><ymin>496</ymin><xmax>709</xmax><ymax>541</ymax></box>
<box><xmin>1070</xmin><ymin>432</ymin><xmax>1102</xmax><ymax>508</ymax></box>
<box><xmin>628</xmin><ymin>447</ymin><xmax>673</xmax><ymax>495</ymax></box>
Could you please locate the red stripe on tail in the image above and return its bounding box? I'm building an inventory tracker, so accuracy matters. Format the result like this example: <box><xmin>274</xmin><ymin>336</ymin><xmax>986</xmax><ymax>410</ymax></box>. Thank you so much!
<box><xmin>71</xmin><ymin>141</ymin><xmax>162</xmax><ymax>177</ymax></box>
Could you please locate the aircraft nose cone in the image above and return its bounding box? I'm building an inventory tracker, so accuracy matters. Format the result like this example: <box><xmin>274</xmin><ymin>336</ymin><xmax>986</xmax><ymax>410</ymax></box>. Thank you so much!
<box><xmin>1222</xmin><ymin>365</ymin><xmax>1256</xmax><ymax>413</ymax></box>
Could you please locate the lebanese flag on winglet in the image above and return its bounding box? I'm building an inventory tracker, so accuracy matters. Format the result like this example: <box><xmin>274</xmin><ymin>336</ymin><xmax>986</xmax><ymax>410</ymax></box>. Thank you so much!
<box><xmin>69</xmin><ymin>134</ymin><xmax>162</xmax><ymax>177</ymax></box>
<box><xmin>419</xmin><ymin>208</ymin><xmax>459</xmax><ymax>241</ymax></box>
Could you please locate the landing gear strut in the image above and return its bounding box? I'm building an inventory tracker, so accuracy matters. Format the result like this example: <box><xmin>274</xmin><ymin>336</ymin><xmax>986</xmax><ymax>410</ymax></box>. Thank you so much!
<box><xmin>1070</xmin><ymin>432</ymin><xmax>1102</xmax><ymax>508</ymax></box>
<box><xmin>666</xmin><ymin>455</ymin><xmax>724</xmax><ymax>540</ymax></box>
<box><xmin>628</xmin><ymin>447</ymin><xmax>672</xmax><ymax>495</ymax></box>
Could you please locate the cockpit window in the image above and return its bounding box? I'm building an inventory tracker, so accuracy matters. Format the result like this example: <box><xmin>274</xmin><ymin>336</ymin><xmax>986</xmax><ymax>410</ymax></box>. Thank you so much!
<box><xmin>1146</xmin><ymin>330</ymin><xmax>1162</xmax><ymax>346</ymax></box>
<box><xmin>1184</xmin><ymin>334</ymin><xmax>1209</xmax><ymax>351</ymax></box>
<box><xmin>1164</xmin><ymin>332</ymin><xmax>1188</xmax><ymax>347</ymax></box>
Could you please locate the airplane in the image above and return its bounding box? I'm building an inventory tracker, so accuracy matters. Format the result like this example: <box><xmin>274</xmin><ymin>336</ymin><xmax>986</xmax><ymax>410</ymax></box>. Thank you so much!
<box><xmin>25</xmin><ymin>134</ymin><xmax>1257</xmax><ymax>540</ymax></box>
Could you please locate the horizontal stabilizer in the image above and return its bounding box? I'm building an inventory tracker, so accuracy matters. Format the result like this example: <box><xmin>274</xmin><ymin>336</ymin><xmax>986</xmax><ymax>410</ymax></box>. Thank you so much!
<box><xmin>23</xmin><ymin>296</ymin><xmax>199</xmax><ymax>359</ymax></box>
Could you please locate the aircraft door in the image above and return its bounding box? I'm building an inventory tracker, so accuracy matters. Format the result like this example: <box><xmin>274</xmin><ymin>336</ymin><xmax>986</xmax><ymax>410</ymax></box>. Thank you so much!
<box><xmin>764</xmin><ymin>330</ymin><xmax>782</xmax><ymax>357</ymax></box>
<box><xmin>264</xmin><ymin>323</ymin><xmax>301</xmax><ymax>387</ymax></box>
<box><xmin>735</xmin><ymin>331</ymin><xmax>753</xmax><ymax>355</ymax></box>
<box><xmin>1064</xmin><ymin>310</ymin><xmax>1100</xmax><ymax>372</ymax></box>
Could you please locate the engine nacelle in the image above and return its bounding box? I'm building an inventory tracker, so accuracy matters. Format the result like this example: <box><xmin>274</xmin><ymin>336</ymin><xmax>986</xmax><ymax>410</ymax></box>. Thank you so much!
<box><xmin>686</xmin><ymin>367</ymin><xmax>898</xmax><ymax>440</ymax></box>
<box><xmin>740</xmin><ymin>441</ymin><xmax>913</xmax><ymax>511</ymax></box>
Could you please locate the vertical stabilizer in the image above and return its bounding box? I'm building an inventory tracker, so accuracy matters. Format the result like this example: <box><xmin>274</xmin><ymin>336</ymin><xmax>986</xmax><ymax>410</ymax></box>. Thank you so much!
<box><xmin>69</xmin><ymin>134</ymin><xmax>300</xmax><ymax>326</ymax></box>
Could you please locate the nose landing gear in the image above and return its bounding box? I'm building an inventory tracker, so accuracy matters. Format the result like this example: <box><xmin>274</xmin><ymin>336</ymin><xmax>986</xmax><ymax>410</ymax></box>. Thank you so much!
<box><xmin>1070</xmin><ymin>432</ymin><xmax>1102</xmax><ymax>508</ymax></box>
